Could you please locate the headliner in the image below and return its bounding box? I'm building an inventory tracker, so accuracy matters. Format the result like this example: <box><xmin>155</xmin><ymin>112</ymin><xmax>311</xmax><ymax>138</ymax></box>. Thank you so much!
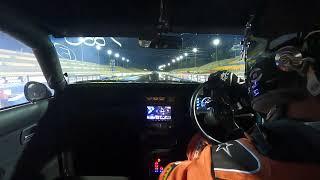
<box><xmin>1</xmin><ymin>0</ymin><xmax>320</xmax><ymax>38</ymax></box>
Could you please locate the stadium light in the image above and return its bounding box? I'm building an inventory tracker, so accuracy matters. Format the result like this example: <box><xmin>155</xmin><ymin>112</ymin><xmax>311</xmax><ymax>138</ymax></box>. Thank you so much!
<box><xmin>115</xmin><ymin>53</ymin><xmax>120</xmax><ymax>58</ymax></box>
<box><xmin>193</xmin><ymin>48</ymin><xmax>198</xmax><ymax>67</ymax></box>
<box><xmin>179</xmin><ymin>55</ymin><xmax>183</xmax><ymax>59</ymax></box>
<box><xmin>213</xmin><ymin>38</ymin><xmax>220</xmax><ymax>46</ymax></box>
<box><xmin>213</xmin><ymin>38</ymin><xmax>220</xmax><ymax>61</ymax></box>
<box><xmin>172</xmin><ymin>59</ymin><xmax>176</xmax><ymax>63</ymax></box>
<box><xmin>167</xmin><ymin>63</ymin><xmax>171</xmax><ymax>66</ymax></box>
<box><xmin>107</xmin><ymin>49</ymin><xmax>112</xmax><ymax>55</ymax></box>
<box><xmin>96</xmin><ymin>45</ymin><xmax>101</xmax><ymax>50</ymax></box>
<box><xmin>176</xmin><ymin>57</ymin><xmax>180</xmax><ymax>61</ymax></box>
<box><xmin>184</xmin><ymin>53</ymin><xmax>188</xmax><ymax>56</ymax></box>
<box><xmin>126</xmin><ymin>59</ymin><xmax>130</xmax><ymax>62</ymax></box>
<box><xmin>122</xmin><ymin>57</ymin><xmax>125</xmax><ymax>61</ymax></box>
<box><xmin>192</xmin><ymin>48</ymin><xmax>198</xmax><ymax>53</ymax></box>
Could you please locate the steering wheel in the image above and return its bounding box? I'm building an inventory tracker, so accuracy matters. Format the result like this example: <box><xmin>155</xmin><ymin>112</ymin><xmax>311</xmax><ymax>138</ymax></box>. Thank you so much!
<box><xmin>190</xmin><ymin>73</ymin><xmax>254</xmax><ymax>143</ymax></box>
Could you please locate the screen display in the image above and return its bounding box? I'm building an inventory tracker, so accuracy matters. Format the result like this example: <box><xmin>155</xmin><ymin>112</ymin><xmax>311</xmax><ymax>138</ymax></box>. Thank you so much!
<box><xmin>147</xmin><ymin>106</ymin><xmax>171</xmax><ymax>121</ymax></box>
<box><xmin>196</xmin><ymin>96</ymin><xmax>212</xmax><ymax>111</ymax></box>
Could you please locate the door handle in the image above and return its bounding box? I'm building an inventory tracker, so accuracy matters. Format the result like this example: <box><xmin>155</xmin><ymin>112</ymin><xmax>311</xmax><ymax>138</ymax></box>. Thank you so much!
<box><xmin>20</xmin><ymin>124</ymin><xmax>37</xmax><ymax>145</ymax></box>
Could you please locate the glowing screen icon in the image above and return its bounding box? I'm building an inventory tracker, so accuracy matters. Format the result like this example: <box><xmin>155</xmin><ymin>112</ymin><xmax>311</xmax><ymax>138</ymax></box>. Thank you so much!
<box><xmin>147</xmin><ymin>106</ymin><xmax>171</xmax><ymax>121</ymax></box>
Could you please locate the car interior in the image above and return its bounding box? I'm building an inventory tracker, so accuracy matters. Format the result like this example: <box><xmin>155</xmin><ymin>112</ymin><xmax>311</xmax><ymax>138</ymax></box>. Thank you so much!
<box><xmin>0</xmin><ymin>0</ymin><xmax>319</xmax><ymax>180</ymax></box>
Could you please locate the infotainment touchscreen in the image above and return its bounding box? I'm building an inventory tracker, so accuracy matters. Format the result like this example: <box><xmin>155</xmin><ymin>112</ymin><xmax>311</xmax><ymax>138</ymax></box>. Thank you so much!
<box><xmin>146</xmin><ymin>106</ymin><xmax>171</xmax><ymax>121</ymax></box>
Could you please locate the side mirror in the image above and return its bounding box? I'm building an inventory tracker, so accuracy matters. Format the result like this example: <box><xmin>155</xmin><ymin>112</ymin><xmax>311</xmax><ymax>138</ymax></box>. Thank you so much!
<box><xmin>139</xmin><ymin>35</ymin><xmax>182</xmax><ymax>49</ymax></box>
<box><xmin>24</xmin><ymin>81</ymin><xmax>52</xmax><ymax>102</ymax></box>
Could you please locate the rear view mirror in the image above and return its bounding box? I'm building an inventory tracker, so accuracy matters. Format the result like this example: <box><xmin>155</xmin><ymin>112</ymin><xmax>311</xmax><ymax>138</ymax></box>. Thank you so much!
<box><xmin>139</xmin><ymin>35</ymin><xmax>182</xmax><ymax>49</ymax></box>
<box><xmin>24</xmin><ymin>81</ymin><xmax>52</xmax><ymax>102</ymax></box>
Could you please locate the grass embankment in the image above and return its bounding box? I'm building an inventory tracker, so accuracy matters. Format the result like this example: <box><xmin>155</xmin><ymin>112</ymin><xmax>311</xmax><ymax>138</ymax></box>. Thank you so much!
<box><xmin>171</xmin><ymin>57</ymin><xmax>244</xmax><ymax>74</ymax></box>
<box><xmin>60</xmin><ymin>60</ymin><xmax>143</xmax><ymax>76</ymax></box>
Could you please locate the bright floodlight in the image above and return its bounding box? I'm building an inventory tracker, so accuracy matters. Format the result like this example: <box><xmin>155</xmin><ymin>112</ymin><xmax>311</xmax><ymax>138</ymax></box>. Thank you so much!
<box><xmin>172</xmin><ymin>59</ymin><xmax>176</xmax><ymax>63</ymax></box>
<box><xmin>78</xmin><ymin>37</ymin><xmax>84</xmax><ymax>42</ymax></box>
<box><xmin>213</xmin><ymin>38</ymin><xmax>220</xmax><ymax>46</ymax></box>
<box><xmin>96</xmin><ymin>45</ymin><xmax>101</xmax><ymax>50</ymax></box>
<box><xmin>107</xmin><ymin>50</ymin><xmax>112</xmax><ymax>55</ymax></box>
<box><xmin>167</xmin><ymin>63</ymin><xmax>171</xmax><ymax>66</ymax></box>
<box><xmin>179</xmin><ymin>55</ymin><xmax>183</xmax><ymax>59</ymax></box>
<box><xmin>184</xmin><ymin>53</ymin><xmax>188</xmax><ymax>56</ymax></box>
<box><xmin>122</xmin><ymin>57</ymin><xmax>125</xmax><ymax>61</ymax></box>
<box><xmin>126</xmin><ymin>59</ymin><xmax>129</xmax><ymax>62</ymax></box>
<box><xmin>192</xmin><ymin>48</ymin><xmax>198</xmax><ymax>53</ymax></box>
<box><xmin>176</xmin><ymin>57</ymin><xmax>179</xmax><ymax>61</ymax></box>
<box><xmin>115</xmin><ymin>53</ymin><xmax>120</xmax><ymax>58</ymax></box>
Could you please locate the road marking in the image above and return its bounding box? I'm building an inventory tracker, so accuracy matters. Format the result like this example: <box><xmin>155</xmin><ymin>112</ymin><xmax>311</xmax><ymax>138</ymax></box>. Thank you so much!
<box><xmin>15</xmin><ymin>56</ymin><xmax>37</xmax><ymax>61</ymax></box>
<box><xmin>8</xmin><ymin>93</ymin><xmax>25</xmax><ymax>102</ymax></box>
<box><xmin>3</xmin><ymin>62</ymin><xmax>36</xmax><ymax>67</ymax></box>
<box><xmin>0</xmin><ymin>54</ymin><xmax>11</xmax><ymax>58</ymax></box>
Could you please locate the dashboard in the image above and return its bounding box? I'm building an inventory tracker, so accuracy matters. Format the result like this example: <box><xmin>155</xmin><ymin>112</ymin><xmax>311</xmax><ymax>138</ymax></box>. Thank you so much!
<box><xmin>61</xmin><ymin>82</ymin><xmax>200</xmax><ymax>179</ymax></box>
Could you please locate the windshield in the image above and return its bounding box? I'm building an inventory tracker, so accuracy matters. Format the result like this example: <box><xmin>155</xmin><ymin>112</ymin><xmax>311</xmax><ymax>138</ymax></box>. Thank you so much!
<box><xmin>50</xmin><ymin>34</ymin><xmax>244</xmax><ymax>83</ymax></box>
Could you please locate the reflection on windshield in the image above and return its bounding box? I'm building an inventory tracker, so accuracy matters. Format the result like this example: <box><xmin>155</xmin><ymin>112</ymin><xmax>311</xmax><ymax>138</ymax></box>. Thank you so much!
<box><xmin>50</xmin><ymin>34</ymin><xmax>245</xmax><ymax>83</ymax></box>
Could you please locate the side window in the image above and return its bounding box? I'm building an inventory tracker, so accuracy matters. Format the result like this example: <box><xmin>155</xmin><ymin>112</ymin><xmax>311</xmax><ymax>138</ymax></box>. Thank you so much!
<box><xmin>0</xmin><ymin>31</ymin><xmax>48</xmax><ymax>109</ymax></box>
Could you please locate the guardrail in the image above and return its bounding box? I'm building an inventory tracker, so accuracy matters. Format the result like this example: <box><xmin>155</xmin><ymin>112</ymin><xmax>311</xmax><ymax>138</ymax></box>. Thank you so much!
<box><xmin>0</xmin><ymin>72</ymin><xmax>151</xmax><ymax>86</ymax></box>
<box><xmin>167</xmin><ymin>72</ymin><xmax>245</xmax><ymax>83</ymax></box>
<box><xmin>172</xmin><ymin>73</ymin><xmax>210</xmax><ymax>82</ymax></box>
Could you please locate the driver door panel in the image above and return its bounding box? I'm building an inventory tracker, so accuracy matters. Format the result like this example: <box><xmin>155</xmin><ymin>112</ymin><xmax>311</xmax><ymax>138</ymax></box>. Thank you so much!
<box><xmin>0</xmin><ymin>100</ymin><xmax>55</xmax><ymax>180</ymax></box>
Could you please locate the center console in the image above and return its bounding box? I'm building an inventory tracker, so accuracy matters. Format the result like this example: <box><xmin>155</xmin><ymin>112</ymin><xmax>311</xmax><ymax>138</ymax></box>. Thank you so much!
<box><xmin>142</xmin><ymin>96</ymin><xmax>178</xmax><ymax>179</ymax></box>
